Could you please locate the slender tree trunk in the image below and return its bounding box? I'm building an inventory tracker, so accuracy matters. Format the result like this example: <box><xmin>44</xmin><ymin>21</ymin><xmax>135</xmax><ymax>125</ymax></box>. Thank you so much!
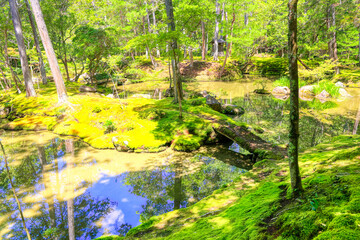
<box><xmin>9</xmin><ymin>0</ymin><xmax>37</xmax><ymax>97</ymax></box>
<box><xmin>25</xmin><ymin>0</ymin><xmax>47</xmax><ymax>85</ymax></box>
<box><xmin>143</xmin><ymin>17</ymin><xmax>157</xmax><ymax>69</ymax></box>
<box><xmin>201</xmin><ymin>21</ymin><xmax>206</xmax><ymax>60</ymax></box>
<box><xmin>213</xmin><ymin>0</ymin><xmax>220</xmax><ymax>61</ymax></box>
<box><xmin>219</xmin><ymin>11</ymin><xmax>235</xmax><ymax>77</ymax></box>
<box><xmin>328</xmin><ymin>4</ymin><xmax>339</xmax><ymax>74</ymax></box>
<box><xmin>65</xmin><ymin>139</ymin><xmax>76</xmax><ymax>240</ymax></box>
<box><xmin>288</xmin><ymin>0</ymin><xmax>303</xmax><ymax>196</ymax></box>
<box><xmin>165</xmin><ymin>0</ymin><xmax>183</xmax><ymax>106</ymax></box>
<box><xmin>358</xmin><ymin>31</ymin><xmax>360</xmax><ymax>65</ymax></box>
<box><xmin>189</xmin><ymin>46</ymin><xmax>193</xmax><ymax>68</ymax></box>
<box><xmin>353</xmin><ymin>102</ymin><xmax>360</xmax><ymax>135</ymax></box>
<box><xmin>29</xmin><ymin>0</ymin><xmax>68</xmax><ymax>103</ymax></box>
<box><xmin>0</xmin><ymin>141</ymin><xmax>32</xmax><ymax>240</ymax></box>
<box><xmin>151</xmin><ymin>0</ymin><xmax>160</xmax><ymax>57</ymax></box>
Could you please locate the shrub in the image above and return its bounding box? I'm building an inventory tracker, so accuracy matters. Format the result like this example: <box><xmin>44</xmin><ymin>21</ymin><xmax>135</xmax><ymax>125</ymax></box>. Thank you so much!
<box><xmin>313</xmin><ymin>81</ymin><xmax>340</xmax><ymax>97</ymax></box>
<box><xmin>103</xmin><ymin>120</ymin><xmax>117</xmax><ymax>134</ymax></box>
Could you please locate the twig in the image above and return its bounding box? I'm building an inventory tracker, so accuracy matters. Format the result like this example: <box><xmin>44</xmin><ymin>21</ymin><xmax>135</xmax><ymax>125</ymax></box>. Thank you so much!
<box><xmin>0</xmin><ymin>140</ymin><xmax>32</xmax><ymax>240</ymax></box>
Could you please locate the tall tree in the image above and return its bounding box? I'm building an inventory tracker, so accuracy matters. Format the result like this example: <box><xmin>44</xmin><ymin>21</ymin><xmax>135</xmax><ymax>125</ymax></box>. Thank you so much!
<box><xmin>24</xmin><ymin>0</ymin><xmax>47</xmax><ymax>85</ymax></box>
<box><xmin>213</xmin><ymin>0</ymin><xmax>220</xmax><ymax>61</ymax></box>
<box><xmin>9</xmin><ymin>0</ymin><xmax>37</xmax><ymax>97</ymax></box>
<box><xmin>328</xmin><ymin>3</ymin><xmax>340</xmax><ymax>74</ymax></box>
<box><xmin>29</xmin><ymin>0</ymin><xmax>68</xmax><ymax>103</ymax></box>
<box><xmin>165</xmin><ymin>0</ymin><xmax>183</xmax><ymax>107</ymax></box>
<box><xmin>288</xmin><ymin>0</ymin><xmax>303</xmax><ymax>196</ymax></box>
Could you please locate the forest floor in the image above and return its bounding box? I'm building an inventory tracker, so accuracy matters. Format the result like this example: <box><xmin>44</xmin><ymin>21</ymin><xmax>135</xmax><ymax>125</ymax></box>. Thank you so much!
<box><xmin>95</xmin><ymin>134</ymin><xmax>360</xmax><ymax>240</ymax></box>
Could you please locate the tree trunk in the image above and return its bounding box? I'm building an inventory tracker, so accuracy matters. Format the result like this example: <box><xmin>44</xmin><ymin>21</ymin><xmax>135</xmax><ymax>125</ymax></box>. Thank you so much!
<box><xmin>213</xmin><ymin>0</ymin><xmax>220</xmax><ymax>61</ymax></box>
<box><xmin>288</xmin><ymin>0</ymin><xmax>303</xmax><ymax>196</ymax></box>
<box><xmin>358</xmin><ymin>31</ymin><xmax>360</xmax><ymax>65</ymax></box>
<box><xmin>0</xmin><ymin>142</ymin><xmax>32</xmax><ymax>240</ymax></box>
<box><xmin>25</xmin><ymin>0</ymin><xmax>47</xmax><ymax>85</ymax></box>
<box><xmin>201</xmin><ymin>21</ymin><xmax>206</xmax><ymax>60</ymax></box>
<box><xmin>219</xmin><ymin>11</ymin><xmax>235</xmax><ymax>78</ymax></box>
<box><xmin>165</xmin><ymin>0</ymin><xmax>183</xmax><ymax>105</ymax></box>
<box><xmin>29</xmin><ymin>0</ymin><xmax>68</xmax><ymax>103</ymax></box>
<box><xmin>189</xmin><ymin>46</ymin><xmax>193</xmax><ymax>68</ymax></box>
<box><xmin>9</xmin><ymin>0</ymin><xmax>37</xmax><ymax>97</ymax></box>
<box><xmin>328</xmin><ymin>4</ymin><xmax>339</xmax><ymax>74</ymax></box>
<box><xmin>143</xmin><ymin>17</ymin><xmax>157</xmax><ymax>69</ymax></box>
<box><xmin>353</xmin><ymin>102</ymin><xmax>360</xmax><ymax>135</ymax></box>
<box><xmin>152</xmin><ymin>0</ymin><xmax>161</xmax><ymax>57</ymax></box>
<box><xmin>65</xmin><ymin>139</ymin><xmax>76</xmax><ymax>240</ymax></box>
<box><xmin>173</xmin><ymin>160</ymin><xmax>182</xmax><ymax>210</ymax></box>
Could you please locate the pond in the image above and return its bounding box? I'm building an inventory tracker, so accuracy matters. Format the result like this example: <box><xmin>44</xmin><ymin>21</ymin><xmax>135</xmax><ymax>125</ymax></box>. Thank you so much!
<box><xmin>0</xmin><ymin>131</ymin><xmax>249</xmax><ymax>239</ymax></box>
<box><xmin>1</xmin><ymin>80</ymin><xmax>359</xmax><ymax>239</ymax></box>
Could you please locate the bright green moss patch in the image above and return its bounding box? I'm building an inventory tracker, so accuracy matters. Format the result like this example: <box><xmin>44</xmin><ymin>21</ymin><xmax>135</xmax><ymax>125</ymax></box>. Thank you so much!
<box><xmin>0</xmin><ymin>82</ymin><xmax>243</xmax><ymax>152</ymax></box>
<box><xmin>123</xmin><ymin>135</ymin><xmax>360</xmax><ymax>240</ymax></box>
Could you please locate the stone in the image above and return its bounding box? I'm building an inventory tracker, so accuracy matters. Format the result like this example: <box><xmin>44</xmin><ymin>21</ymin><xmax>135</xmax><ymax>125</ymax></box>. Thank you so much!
<box><xmin>164</xmin><ymin>87</ymin><xmax>174</xmax><ymax>97</ymax></box>
<box><xmin>222</xmin><ymin>104</ymin><xmax>245</xmax><ymax>115</ymax></box>
<box><xmin>316</xmin><ymin>90</ymin><xmax>330</xmax><ymax>99</ymax></box>
<box><xmin>79</xmin><ymin>85</ymin><xmax>96</xmax><ymax>93</ymax></box>
<box><xmin>272</xmin><ymin>86</ymin><xmax>290</xmax><ymax>95</ymax></box>
<box><xmin>299</xmin><ymin>85</ymin><xmax>315</xmax><ymax>96</ymax></box>
<box><xmin>335</xmin><ymin>81</ymin><xmax>346</xmax><ymax>88</ymax></box>
<box><xmin>78</xmin><ymin>73</ymin><xmax>90</xmax><ymax>83</ymax></box>
<box><xmin>339</xmin><ymin>88</ymin><xmax>352</xmax><ymax>97</ymax></box>
<box><xmin>205</xmin><ymin>95</ymin><xmax>222</xmax><ymax>112</ymax></box>
<box><xmin>32</xmin><ymin>77</ymin><xmax>40</xmax><ymax>83</ymax></box>
<box><xmin>106</xmin><ymin>94</ymin><xmax>115</xmax><ymax>98</ymax></box>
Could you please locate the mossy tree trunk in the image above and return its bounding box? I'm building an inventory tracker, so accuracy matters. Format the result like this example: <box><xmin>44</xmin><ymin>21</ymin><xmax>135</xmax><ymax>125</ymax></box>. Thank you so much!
<box><xmin>288</xmin><ymin>0</ymin><xmax>303</xmax><ymax>197</ymax></box>
<box><xmin>29</xmin><ymin>0</ymin><xmax>68</xmax><ymax>103</ymax></box>
<box><xmin>25</xmin><ymin>0</ymin><xmax>47</xmax><ymax>85</ymax></box>
<box><xmin>165</xmin><ymin>0</ymin><xmax>183</xmax><ymax>117</ymax></box>
<box><xmin>9</xmin><ymin>0</ymin><xmax>37</xmax><ymax>97</ymax></box>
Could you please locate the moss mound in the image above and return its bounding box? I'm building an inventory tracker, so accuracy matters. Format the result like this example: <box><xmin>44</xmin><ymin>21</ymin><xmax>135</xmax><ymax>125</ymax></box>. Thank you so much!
<box><xmin>120</xmin><ymin>135</ymin><xmax>360</xmax><ymax>239</ymax></box>
<box><xmin>0</xmin><ymin>82</ymin><xmax>246</xmax><ymax>152</ymax></box>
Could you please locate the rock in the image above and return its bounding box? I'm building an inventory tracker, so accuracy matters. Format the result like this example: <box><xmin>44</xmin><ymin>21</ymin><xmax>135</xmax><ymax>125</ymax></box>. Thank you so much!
<box><xmin>112</xmin><ymin>137</ymin><xmax>130</xmax><ymax>152</ymax></box>
<box><xmin>272</xmin><ymin>86</ymin><xmax>290</xmax><ymax>95</ymax></box>
<box><xmin>335</xmin><ymin>81</ymin><xmax>346</xmax><ymax>88</ymax></box>
<box><xmin>79</xmin><ymin>85</ymin><xmax>96</xmax><ymax>93</ymax></box>
<box><xmin>106</xmin><ymin>94</ymin><xmax>115</xmax><ymax>98</ymax></box>
<box><xmin>299</xmin><ymin>85</ymin><xmax>315</xmax><ymax>96</ymax></box>
<box><xmin>273</xmin><ymin>95</ymin><xmax>290</xmax><ymax>101</ymax></box>
<box><xmin>201</xmin><ymin>90</ymin><xmax>208</xmax><ymax>97</ymax></box>
<box><xmin>339</xmin><ymin>88</ymin><xmax>352</xmax><ymax>97</ymax></box>
<box><xmin>316</xmin><ymin>90</ymin><xmax>330</xmax><ymax>99</ymax></box>
<box><xmin>78</xmin><ymin>73</ymin><xmax>90</xmax><ymax>83</ymax></box>
<box><xmin>222</xmin><ymin>104</ymin><xmax>245</xmax><ymax>115</ymax></box>
<box><xmin>164</xmin><ymin>87</ymin><xmax>174</xmax><ymax>97</ymax></box>
<box><xmin>205</xmin><ymin>95</ymin><xmax>222</xmax><ymax>112</ymax></box>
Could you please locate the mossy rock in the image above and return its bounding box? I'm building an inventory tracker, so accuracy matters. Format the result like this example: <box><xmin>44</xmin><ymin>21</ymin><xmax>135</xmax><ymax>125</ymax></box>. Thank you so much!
<box><xmin>172</xmin><ymin>134</ymin><xmax>202</xmax><ymax>152</ymax></box>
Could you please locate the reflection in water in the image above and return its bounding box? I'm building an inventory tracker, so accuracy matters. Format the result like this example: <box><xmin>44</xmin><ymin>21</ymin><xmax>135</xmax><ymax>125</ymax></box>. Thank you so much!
<box><xmin>0</xmin><ymin>131</ymin><xmax>246</xmax><ymax>239</ymax></box>
<box><xmin>229</xmin><ymin>93</ymin><xmax>359</xmax><ymax>151</ymax></box>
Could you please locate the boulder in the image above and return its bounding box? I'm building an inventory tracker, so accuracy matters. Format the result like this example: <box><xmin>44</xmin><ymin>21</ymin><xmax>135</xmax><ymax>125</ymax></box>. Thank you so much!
<box><xmin>78</xmin><ymin>73</ymin><xmax>90</xmax><ymax>83</ymax></box>
<box><xmin>164</xmin><ymin>87</ymin><xmax>174</xmax><ymax>97</ymax></box>
<box><xmin>316</xmin><ymin>90</ymin><xmax>330</xmax><ymax>99</ymax></box>
<box><xmin>339</xmin><ymin>88</ymin><xmax>352</xmax><ymax>97</ymax></box>
<box><xmin>106</xmin><ymin>94</ymin><xmax>115</xmax><ymax>98</ymax></box>
<box><xmin>79</xmin><ymin>85</ymin><xmax>96</xmax><ymax>93</ymax></box>
<box><xmin>335</xmin><ymin>81</ymin><xmax>346</xmax><ymax>88</ymax></box>
<box><xmin>299</xmin><ymin>85</ymin><xmax>315</xmax><ymax>96</ymax></box>
<box><xmin>222</xmin><ymin>104</ymin><xmax>245</xmax><ymax>115</ymax></box>
<box><xmin>205</xmin><ymin>95</ymin><xmax>222</xmax><ymax>112</ymax></box>
<box><xmin>272</xmin><ymin>86</ymin><xmax>290</xmax><ymax>95</ymax></box>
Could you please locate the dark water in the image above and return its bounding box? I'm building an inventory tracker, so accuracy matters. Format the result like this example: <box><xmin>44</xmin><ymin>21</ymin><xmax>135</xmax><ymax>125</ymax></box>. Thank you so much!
<box><xmin>0</xmin><ymin>132</ymin><xmax>247</xmax><ymax>239</ymax></box>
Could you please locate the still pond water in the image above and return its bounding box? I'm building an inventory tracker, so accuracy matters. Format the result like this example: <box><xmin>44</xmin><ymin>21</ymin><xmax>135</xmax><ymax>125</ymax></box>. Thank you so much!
<box><xmin>1</xmin><ymin>81</ymin><xmax>359</xmax><ymax>239</ymax></box>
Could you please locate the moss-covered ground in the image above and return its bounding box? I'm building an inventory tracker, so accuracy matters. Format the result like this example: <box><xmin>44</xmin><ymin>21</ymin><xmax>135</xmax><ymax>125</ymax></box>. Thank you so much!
<box><xmin>0</xmin><ymin>82</ymin><xmax>247</xmax><ymax>152</ymax></box>
<box><xmin>94</xmin><ymin>135</ymin><xmax>360</xmax><ymax>240</ymax></box>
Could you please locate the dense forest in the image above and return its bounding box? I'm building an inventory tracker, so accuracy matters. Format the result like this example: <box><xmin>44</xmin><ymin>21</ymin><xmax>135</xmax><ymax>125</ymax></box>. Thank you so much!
<box><xmin>0</xmin><ymin>0</ymin><xmax>360</xmax><ymax>239</ymax></box>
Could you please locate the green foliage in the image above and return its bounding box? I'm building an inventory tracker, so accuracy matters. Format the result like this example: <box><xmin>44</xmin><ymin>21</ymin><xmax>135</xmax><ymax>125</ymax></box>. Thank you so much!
<box><xmin>252</xmin><ymin>57</ymin><xmax>288</xmax><ymax>76</ymax></box>
<box><xmin>313</xmin><ymin>81</ymin><xmax>340</xmax><ymax>97</ymax></box>
<box><xmin>299</xmin><ymin>60</ymin><xmax>337</xmax><ymax>82</ymax></box>
<box><xmin>103</xmin><ymin>120</ymin><xmax>117</xmax><ymax>134</ymax></box>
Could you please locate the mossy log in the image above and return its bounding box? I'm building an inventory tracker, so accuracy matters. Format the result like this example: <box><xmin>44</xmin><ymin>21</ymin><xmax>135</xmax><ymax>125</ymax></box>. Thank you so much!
<box><xmin>212</xmin><ymin>122</ymin><xmax>287</xmax><ymax>160</ymax></box>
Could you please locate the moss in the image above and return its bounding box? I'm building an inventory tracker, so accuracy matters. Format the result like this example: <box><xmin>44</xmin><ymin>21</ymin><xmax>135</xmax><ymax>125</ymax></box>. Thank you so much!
<box><xmin>172</xmin><ymin>134</ymin><xmax>202</xmax><ymax>152</ymax></box>
<box><xmin>314</xmin><ymin>228</ymin><xmax>360</xmax><ymax>240</ymax></box>
<box><xmin>93</xmin><ymin>236</ymin><xmax>124</xmax><ymax>240</ymax></box>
